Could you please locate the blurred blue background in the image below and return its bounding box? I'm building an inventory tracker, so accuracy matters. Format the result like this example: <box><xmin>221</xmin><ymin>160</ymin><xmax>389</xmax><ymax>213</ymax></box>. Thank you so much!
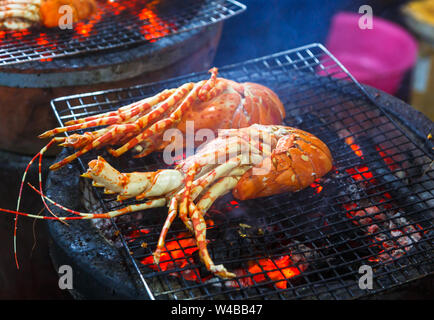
<box><xmin>214</xmin><ymin>0</ymin><xmax>408</xmax><ymax>66</ymax></box>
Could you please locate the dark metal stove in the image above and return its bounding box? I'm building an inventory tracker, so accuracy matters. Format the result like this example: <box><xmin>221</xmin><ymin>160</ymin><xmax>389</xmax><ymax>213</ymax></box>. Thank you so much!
<box><xmin>45</xmin><ymin>44</ymin><xmax>433</xmax><ymax>300</ymax></box>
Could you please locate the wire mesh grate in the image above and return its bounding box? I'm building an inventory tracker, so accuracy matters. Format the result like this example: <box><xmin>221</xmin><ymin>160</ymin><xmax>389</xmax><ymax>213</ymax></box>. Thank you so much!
<box><xmin>50</xmin><ymin>43</ymin><xmax>434</xmax><ymax>300</ymax></box>
<box><xmin>0</xmin><ymin>0</ymin><xmax>245</xmax><ymax>66</ymax></box>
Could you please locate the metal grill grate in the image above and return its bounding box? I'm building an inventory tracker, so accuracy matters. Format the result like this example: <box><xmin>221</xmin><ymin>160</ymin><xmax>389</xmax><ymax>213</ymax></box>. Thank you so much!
<box><xmin>0</xmin><ymin>0</ymin><xmax>245</xmax><ymax>66</ymax></box>
<box><xmin>50</xmin><ymin>44</ymin><xmax>434</xmax><ymax>300</ymax></box>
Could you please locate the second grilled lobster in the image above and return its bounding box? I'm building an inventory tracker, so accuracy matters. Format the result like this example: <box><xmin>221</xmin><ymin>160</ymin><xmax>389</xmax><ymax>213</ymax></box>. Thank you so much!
<box><xmin>7</xmin><ymin>124</ymin><xmax>333</xmax><ymax>279</ymax></box>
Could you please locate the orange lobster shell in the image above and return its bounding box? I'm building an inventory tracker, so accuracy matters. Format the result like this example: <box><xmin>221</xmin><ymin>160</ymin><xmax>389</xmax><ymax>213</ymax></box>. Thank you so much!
<box><xmin>232</xmin><ymin>126</ymin><xmax>333</xmax><ymax>200</ymax></box>
<box><xmin>3</xmin><ymin>124</ymin><xmax>333</xmax><ymax>279</ymax></box>
<box><xmin>40</xmin><ymin>68</ymin><xmax>286</xmax><ymax>170</ymax></box>
<box><xmin>175</xmin><ymin>80</ymin><xmax>285</xmax><ymax>136</ymax></box>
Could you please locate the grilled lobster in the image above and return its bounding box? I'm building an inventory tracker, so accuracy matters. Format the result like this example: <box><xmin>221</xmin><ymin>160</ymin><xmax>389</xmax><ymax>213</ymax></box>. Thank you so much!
<box><xmin>6</xmin><ymin>125</ymin><xmax>333</xmax><ymax>278</ymax></box>
<box><xmin>8</xmin><ymin>68</ymin><xmax>284</xmax><ymax>269</ymax></box>
<box><xmin>40</xmin><ymin>68</ymin><xmax>285</xmax><ymax>170</ymax></box>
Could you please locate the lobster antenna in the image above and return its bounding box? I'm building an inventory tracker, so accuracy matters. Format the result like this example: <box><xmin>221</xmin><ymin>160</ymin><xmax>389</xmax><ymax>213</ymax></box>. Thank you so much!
<box><xmin>37</xmin><ymin>144</ymin><xmax>67</xmax><ymax>221</ymax></box>
<box><xmin>14</xmin><ymin>151</ymin><xmax>40</xmax><ymax>269</ymax></box>
<box><xmin>1</xmin><ymin>207</ymin><xmax>85</xmax><ymax>220</ymax></box>
<box><xmin>13</xmin><ymin>138</ymin><xmax>64</xmax><ymax>269</ymax></box>
<box><xmin>9</xmin><ymin>183</ymin><xmax>165</xmax><ymax>220</ymax></box>
<box><xmin>27</xmin><ymin>183</ymin><xmax>94</xmax><ymax>217</ymax></box>
<box><xmin>30</xmin><ymin>207</ymin><xmax>45</xmax><ymax>259</ymax></box>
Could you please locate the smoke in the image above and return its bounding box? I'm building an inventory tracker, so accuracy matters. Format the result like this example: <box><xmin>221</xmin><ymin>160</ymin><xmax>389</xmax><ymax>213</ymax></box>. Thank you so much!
<box><xmin>214</xmin><ymin>0</ymin><xmax>376</xmax><ymax>66</ymax></box>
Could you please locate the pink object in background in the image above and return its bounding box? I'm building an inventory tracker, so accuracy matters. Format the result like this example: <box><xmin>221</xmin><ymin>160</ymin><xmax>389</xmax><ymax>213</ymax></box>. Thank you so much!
<box><xmin>325</xmin><ymin>12</ymin><xmax>418</xmax><ymax>94</ymax></box>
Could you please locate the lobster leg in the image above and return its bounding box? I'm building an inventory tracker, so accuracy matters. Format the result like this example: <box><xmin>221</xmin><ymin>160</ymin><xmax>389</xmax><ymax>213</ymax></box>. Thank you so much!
<box><xmin>137</xmin><ymin>77</ymin><xmax>228</xmax><ymax>157</ymax></box>
<box><xmin>179</xmin><ymin>163</ymin><xmax>199</xmax><ymax>233</ymax></box>
<box><xmin>197</xmin><ymin>67</ymin><xmax>230</xmax><ymax>102</ymax></box>
<box><xmin>177</xmin><ymin>134</ymin><xmax>265</xmax><ymax>222</ymax></box>
<box><xmin>177</xmin><ymin>138</ymin><xmax>259</xmax><ymax>229</ymax></box>
<box><xmin>135</xmin><ymin>78</ymin><xmax>228</xmax><ymax>157</ymax></box>
<box><xmin>39</xmin><ymin>89</ymin><xmax>175</xmax><ymax>138</ymax></box>
<box><xmin>180</xmin><ymin>135</ymin><xmax>263</xmax><ymax>172</ymax></box>
<box><xmin>153</xmin><ymin>195</ymin><xmax>179</xmax><ymax>264</ymax></box>
<box><xmin>49</xmin><ymin>124</ymin><xmax>137</xmax><ymax>170</ymax></box>
<box><xmin>168</xmin><ymin>153</ymin><xmax>258</xmax><ymax>278</ymax></box>
<box><xmin>64</xmin><ymin>89</ymin><xmax>175</xmax><ymax>126</ymax></box>
<box><xmin>60</xmin><ymin>114</ymin><xmax>145</xmax><ymax>149</ymax></box>
<box><xmin>109</xmin><ymin>81</ymin><xmax>206</xmax><ymax>158</ymax></box>
<box><xmin>189</xmin><ymin>157</ymin><xmax>243</xmax><ymax>199</ymax></box>
<box><xmin>196</xmin><ymin>173</ymin><xmax>246</xmax><ymax>213</ymax></box>
<box><xmin>58</xmin><ymin>130</ymin><xmax>113</xmax><ymax>149</ymax></box>
<box><xmin>108</xmin><ymin>67</ymin><xmax>225</xmax><ymax>158</ymax></box>
<box><xmin>188</xmin><ymin>201</ymin><xmax>236</xmax><ymax>278</ymax></box>
<box><xmin>181</xmin><ymin>152</ymin><xmax>262</xmax><ymax>279</ymax></box>
<box><xmin>48</xmin><ymin>84</ymin><xmax>194</xmax><ymax>170</ymax></box>
<box><xmin>14</xmin><ymin>186</ymin><xmax>167</xmax><ymax>219</ymax></box>
<box><xmin>63</xmin><ymin>66</ymin><xmax>216</xmax><ymax>128</ymax></box>
<box><xmin>153</xmin><ymin>155</ymin><xmax>253</xmax><ymax>265</ymax></box>
<box><xmin>153</xmin><ymin>159</ymin><xmax>242</xmax><ymax>257</ymax></box>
